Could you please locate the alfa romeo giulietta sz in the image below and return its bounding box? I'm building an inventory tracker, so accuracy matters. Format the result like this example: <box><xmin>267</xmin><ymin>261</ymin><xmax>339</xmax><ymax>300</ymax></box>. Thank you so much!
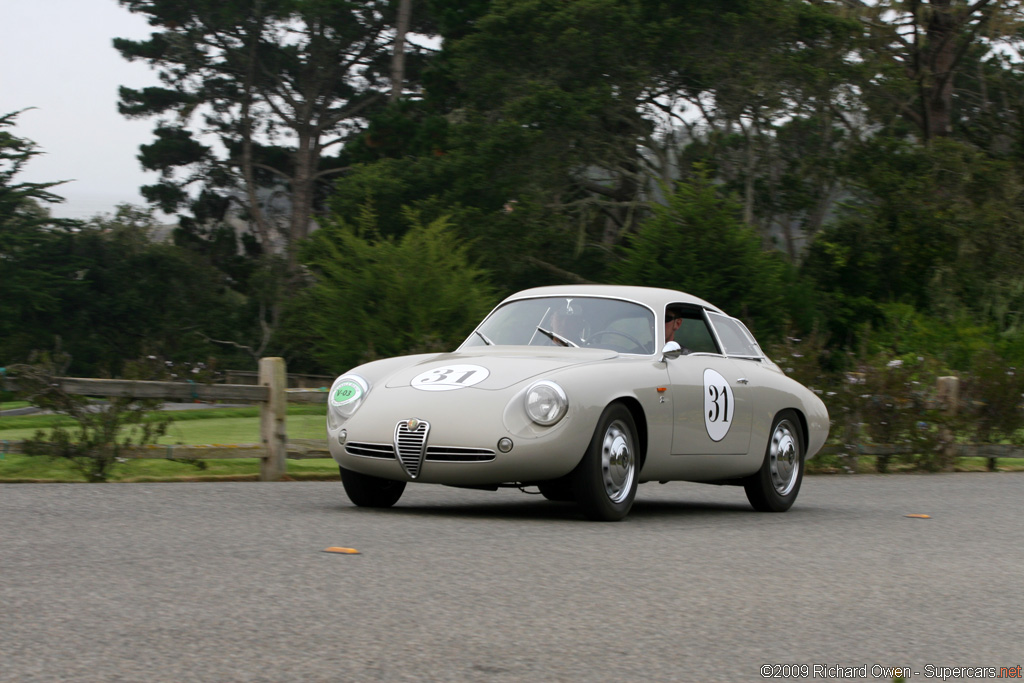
<box><xmin>326</xmin><ymin>285</ymin><xmax>829</xmax><ymax>521</ymax></box>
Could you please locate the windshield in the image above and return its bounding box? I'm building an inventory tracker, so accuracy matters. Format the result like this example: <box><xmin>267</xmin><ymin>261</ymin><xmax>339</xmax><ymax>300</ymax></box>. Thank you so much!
<box><xmin>463</xmin><ymin>296</ymin><xmax>657</xmax><ymax>355</ymax></box>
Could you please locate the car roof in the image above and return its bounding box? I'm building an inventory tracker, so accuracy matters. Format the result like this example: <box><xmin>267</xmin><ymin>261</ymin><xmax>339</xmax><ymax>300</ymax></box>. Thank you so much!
<box><xmin>502</xmin><ymin>285</ymin><xmax>726</xmax><ymax>315</ymax></box>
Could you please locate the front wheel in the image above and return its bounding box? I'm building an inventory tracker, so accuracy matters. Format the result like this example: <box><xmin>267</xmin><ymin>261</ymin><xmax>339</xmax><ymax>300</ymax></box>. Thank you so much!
<box><xmin>339</xmin><ymin>466</ymin><xmax>406</xmax><ymax>508</ymax></box>
<box><xmin>744</xmin><ymin>410</ymin><xmax>804</xmax><ymax>512</ymax></box>
<box><xmin>571</xmin><ymin>403</ymin><xmax>639</xmax><ymax>521</ymax></box>
<box><xmin>537</xmin><ymin>478</ymin><xmax>574</xmax><ymax>502</ymax></box>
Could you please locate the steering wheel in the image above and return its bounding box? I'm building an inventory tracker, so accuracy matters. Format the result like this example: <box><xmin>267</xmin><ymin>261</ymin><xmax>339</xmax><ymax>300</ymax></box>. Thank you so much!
<box><xmin>588</xmin><ymin>329</ymin><xmax>649</xmax><ymax>354</ymax></box>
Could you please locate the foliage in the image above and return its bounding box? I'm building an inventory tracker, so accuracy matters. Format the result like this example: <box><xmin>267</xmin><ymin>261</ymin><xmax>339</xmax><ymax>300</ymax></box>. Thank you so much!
<box><xmin>771</xmin><ymin>327</ymin><xmax>1024</xmax><ymax>473</ymax></box>
<box><xmin>323</xmin><ymin>0</ymin><xmax>859</xmax><ymax>288</ymax></box>
<box><xmin>8</xmin><ymin>353</ymin><xmax>172</xmax><ymax>483</ymax></box>
<box><xmin>114</xmin><ymin>0</ymin><xmax>436</xmax><ymax>266</ymax></box>
<box><xmin>832</xmin><ymin>0</ymin><xmax>1024</xmax><ymax>141</ymax></box>
<box><xmin>286</xmin><ymin>204</ymin><xmax>495</xmax><ymax>372</ymax></box>
<box><xmin>0</xmin><ymin>111</ymin><xmax>82</xmax><ymax>360</ymax></box>
<box><xmin>854</xmin><ymin>354</ymin><xmax>948</xmax><ymax>472</ymax></box>
<box><xmin>614</xmin><ymin>167</ymin><xmax>795</xmax><ymax>341</ymax></box>
<box><xmin>803</xmin><ymin>137</ymin><xmax>1024</xmax><ymax>345</ymax></box>
<box><xmin>959</xmin><ymin>350</ymin><xmax>1024</xmax><ymax>444</ymax></box>
<box><xmin>1</xmin><ymin>204</ymin><xmax>253</xmax><ymax>376</ymax></box>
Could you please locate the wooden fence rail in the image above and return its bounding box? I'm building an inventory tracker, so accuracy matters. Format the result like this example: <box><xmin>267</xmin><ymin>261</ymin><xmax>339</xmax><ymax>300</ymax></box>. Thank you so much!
<box><xmin>1</xmin><ymin>357</ymin><xmax>327</xmax><ymax>481</ymax></box>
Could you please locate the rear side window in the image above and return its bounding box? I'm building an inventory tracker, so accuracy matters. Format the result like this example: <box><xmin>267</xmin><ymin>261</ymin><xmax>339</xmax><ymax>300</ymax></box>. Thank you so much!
<box><xmin>708</xmin><ymin>313</ymin><xmax>763</xmax><ymax>358</ymax></box>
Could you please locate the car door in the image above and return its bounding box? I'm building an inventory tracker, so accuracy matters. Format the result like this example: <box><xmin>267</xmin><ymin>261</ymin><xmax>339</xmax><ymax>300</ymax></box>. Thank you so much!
<box><xmin>665</xmin><ymin>308</ymin><xmax>754</xmax><ymax>455</ymax></box>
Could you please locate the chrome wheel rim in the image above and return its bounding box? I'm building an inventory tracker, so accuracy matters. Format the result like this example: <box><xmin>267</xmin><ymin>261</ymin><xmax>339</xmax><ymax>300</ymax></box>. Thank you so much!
<box><xmin>769</xmin><ymin>419</ymin><xmax>800</xmax><ymax>496</ymax></box>
<box><xmin>602</xmin><ymin>419</ymin><xmax>635</xmax><ymax>503</ymax></box>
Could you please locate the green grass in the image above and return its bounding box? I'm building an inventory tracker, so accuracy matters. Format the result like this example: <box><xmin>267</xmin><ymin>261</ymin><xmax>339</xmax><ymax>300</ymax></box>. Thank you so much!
<box><xmin>0</xmin><ymin>404</ymin><xmax>338</xmax><ymax>482</ymax></box>
<box><xmin>0</xmin><ymin>404</ymin><xmax>326</xmax><ymax>440</ymax></box>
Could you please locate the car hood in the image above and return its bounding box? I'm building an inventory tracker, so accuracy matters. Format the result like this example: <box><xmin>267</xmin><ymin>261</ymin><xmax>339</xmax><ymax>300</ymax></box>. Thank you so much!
<box><xmin>382</xmin><ymin>346</ymin><xmax>619</xmax><ymax>391</ymax></box>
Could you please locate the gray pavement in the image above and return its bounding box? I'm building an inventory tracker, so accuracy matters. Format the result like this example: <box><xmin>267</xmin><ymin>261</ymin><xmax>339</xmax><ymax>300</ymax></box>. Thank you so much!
<box><xmin>1</xmin><ymin>473</ymin><xmax>1022</xmax><ymax>682</ymax></box>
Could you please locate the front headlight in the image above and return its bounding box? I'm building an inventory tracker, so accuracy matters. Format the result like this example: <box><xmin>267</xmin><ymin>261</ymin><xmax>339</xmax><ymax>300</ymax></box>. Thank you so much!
<box><xmin>524</xmin><ymin>380</ymin><xmax>568</xmax><ymax>426</ymax></box>
<box><xmin>328</xmin><ymin>374</ymin><xmax>369</xmax><ymax>428</ymax></box>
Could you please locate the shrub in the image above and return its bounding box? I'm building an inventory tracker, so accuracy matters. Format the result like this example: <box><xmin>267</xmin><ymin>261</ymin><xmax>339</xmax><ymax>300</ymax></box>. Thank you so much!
<box><xmin>8</xmin><ymin>353</ymin><xmax>171</xmax><ymax>483</ymax></box>
<box><xmin>770</xmin><ymin>332</ymin><xmax>1024</xmax><ymax>472</ymax></box>
<box><xmin>288</xmin><ymin>205</ymin><xmax>495</xmax><ymax>372</ymax></box>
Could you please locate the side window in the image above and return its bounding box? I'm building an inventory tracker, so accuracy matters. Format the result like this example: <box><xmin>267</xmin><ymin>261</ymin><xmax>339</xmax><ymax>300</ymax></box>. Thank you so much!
<box><xmin>670</xmin><ymin>305</ymin><xmax>720</xmax><ymax>354</ymax></box>
<box><xmin>708</xmin><ymin>312</ymin><xmax>763</xmax><ymax>358</ymax></box>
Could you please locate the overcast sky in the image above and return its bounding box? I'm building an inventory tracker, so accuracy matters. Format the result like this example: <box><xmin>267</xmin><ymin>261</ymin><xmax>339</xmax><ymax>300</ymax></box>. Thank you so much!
<box><xmin>1</xmin><ymin>0</ymin><xmax>163</xmax><ymax>219</ymax></box>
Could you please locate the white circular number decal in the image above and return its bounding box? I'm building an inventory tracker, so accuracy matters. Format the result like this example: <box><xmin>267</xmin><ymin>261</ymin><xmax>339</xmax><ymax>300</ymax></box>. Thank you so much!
<box><xmin>703</xmin><ymin>368</ymin><xmax>734</xmax><ymax>442</ymax></box>
<box><xmin>412</xmin><ymin>364</ymin><xmax>489</xmax><ymax>391</ymax></box>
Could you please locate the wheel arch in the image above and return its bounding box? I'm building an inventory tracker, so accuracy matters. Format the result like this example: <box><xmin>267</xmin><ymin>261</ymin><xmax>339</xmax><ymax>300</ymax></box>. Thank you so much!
<box><xmin>614</xmin><ymin>396</ymin><xmax>648</xmax><ymax>469</ymax></box>
<box><xmin>789</xmin><ymin>407</ymin><xmax>809</xmax><ymax>454</ymax></box>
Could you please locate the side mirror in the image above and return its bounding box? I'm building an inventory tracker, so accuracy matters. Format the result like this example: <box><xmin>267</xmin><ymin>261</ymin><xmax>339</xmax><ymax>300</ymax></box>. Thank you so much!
<box><xmin>661</xmin><ymin>341</ymin><xmax>682</xmax><ymax>361</ymax></box>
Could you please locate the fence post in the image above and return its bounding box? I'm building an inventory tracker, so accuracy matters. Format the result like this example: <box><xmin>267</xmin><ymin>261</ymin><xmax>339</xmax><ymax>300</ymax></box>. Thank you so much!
<box><xmin>259</xmin><ymin>357</ymin><xmax>287</xmax><ymax>481</ymax></box>
<box><xmin>936</xmin><ymin>376</ymin><xmax>960</xmax><ymax>472</ymax></box>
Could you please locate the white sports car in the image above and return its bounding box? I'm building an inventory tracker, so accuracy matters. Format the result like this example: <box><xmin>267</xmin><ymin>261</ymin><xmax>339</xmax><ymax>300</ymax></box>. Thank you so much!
<box><xmin>326</xmin><ymin>285</ymin><xmax>829</xmax><ymax>521</ymax></box>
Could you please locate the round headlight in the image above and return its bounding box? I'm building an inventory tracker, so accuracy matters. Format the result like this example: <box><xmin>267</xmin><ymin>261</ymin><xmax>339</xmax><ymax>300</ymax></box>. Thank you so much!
<box><xmin>328</xmin><ymin>375</ymin><xmax>369</xmax><ymax>428</ymax></box>
<box><xmin>525</xmin><ymin>380</ymin><xmax>568</xmax><ymax>426</ymax></box>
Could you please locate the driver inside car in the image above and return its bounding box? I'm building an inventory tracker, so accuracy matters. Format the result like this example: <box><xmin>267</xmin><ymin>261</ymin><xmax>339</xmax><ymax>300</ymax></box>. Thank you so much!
<box><xmin>548</xmin><ymin>302</ymin><xmax>587</xmax><ymax>347</ymax></box>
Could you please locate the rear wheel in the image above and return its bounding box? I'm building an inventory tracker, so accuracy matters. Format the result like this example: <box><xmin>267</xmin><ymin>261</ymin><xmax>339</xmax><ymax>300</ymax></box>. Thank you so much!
<box><xmin>744</xmin><ymin>410</ymin><xmax>804</xmax><ymax>512</ymax></box>
<box><xmin>571</xmin><ymin>403</ymin><xmax>639</xmax><ymax>521</ymax></box>
<box><xmin>339</xmin><ymin>466</ymin><xmax>406</xmax><ymax>508</ymax></box>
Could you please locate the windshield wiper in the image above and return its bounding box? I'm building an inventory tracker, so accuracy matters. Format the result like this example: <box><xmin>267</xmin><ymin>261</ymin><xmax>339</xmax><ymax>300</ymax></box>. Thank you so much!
<box><xmin>536</xmin><ymin>326</ymin><xmax>579</xmax><ymax>348</ymax></box>
<box><xmin>474</xmin><ymin>330</ymin><xmax>494</xmax><ymax>345</ymax></box>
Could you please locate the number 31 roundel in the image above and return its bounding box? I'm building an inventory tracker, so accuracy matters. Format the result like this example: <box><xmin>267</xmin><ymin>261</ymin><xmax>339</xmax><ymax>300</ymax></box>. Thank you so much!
<box><xmin>412</xmin><ymin>364</ymin><xmax>490</xmax><ymax>391</ymax></box>
<box><xmin>703</xmin><ymin>368</ymin><xmax>735</xmax><ymax>442</ymax></box>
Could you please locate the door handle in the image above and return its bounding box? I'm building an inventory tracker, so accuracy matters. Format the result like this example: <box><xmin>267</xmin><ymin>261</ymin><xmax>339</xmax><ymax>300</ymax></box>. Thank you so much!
<box><xmin>737</xmin><ymin>378</ymin><xmax>749</xmax><ymax>384</ymax></box>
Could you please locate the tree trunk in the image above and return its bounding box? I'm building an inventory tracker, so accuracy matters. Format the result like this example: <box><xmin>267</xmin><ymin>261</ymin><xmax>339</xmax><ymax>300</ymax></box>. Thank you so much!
<box><xmin>923</xmin><ymin>0</ymin><xmax>956</xmax><ymax>139</ymax></box>
<box><xmin>390</xmin><ymin>0</ymin><xmax>413</xmax><ymax>103</ymax></box>
<box><xmin>288</xmin><ymin>132</ymin><xmax>317</xmax><ymax>271</ymax></box>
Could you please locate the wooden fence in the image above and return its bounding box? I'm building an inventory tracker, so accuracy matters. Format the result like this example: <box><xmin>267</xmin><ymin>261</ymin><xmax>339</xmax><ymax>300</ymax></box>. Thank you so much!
<box><xmin>822</xmin><ymin>375</ymin><xmax>1023</xmax><ymax>470</ymax></box>
<box><xmin>3</xmin><ymin>364</ymin><xmax>1021</xmax><ymax>478</ymax></box>
<box><xmin>1</xmin><ymin>357</ymin><xmax>327</xmax><ymax>481</ymax></box>
<box><xmin>221</xmin><ymin>369</ymin><xmax>334</xmax><ymax>389</ymax></box>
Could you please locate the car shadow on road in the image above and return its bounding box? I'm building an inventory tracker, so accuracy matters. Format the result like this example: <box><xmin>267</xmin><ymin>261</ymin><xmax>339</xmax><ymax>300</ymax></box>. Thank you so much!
<box><xmin>329</xmin><ymin>496</ymin><xmax>758</xmax><ymax>523</ymax></box>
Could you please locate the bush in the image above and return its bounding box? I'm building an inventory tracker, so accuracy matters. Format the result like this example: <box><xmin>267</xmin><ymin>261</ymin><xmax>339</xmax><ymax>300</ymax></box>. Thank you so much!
<box><xmin>959</xmin><ymin>350</ymin><xmax>1024</xmax><ymax>445</ymax></box>
<box><xmin>615</xmin><ymin>166</ymin><xmax>795</xmax><ymax>342</ymax></box>
<box><xmin>286</xmin><ymin>205</ymin><xmax>495</xmax><ymax>373</ymax></box>
<box><xmin>770</xmin><ymin>331</ymin><xmax>1024</xmax><ymax>473</ymax></box>
<box><xmin>9</xmin><ymin>353</ymin><xmax>171</xmax><ymax>483</ymax></box>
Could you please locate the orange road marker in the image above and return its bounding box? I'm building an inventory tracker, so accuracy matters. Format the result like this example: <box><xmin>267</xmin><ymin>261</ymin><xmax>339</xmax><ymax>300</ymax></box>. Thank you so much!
<box><xmin>904</xmin><ymin>514</ymin><xmax>931</xmax><ymax>519</ymax></box>
<box><xmin>323</xmin><ymin>547</ymin><xmax>361</xmax><ymax>554</ymax></box>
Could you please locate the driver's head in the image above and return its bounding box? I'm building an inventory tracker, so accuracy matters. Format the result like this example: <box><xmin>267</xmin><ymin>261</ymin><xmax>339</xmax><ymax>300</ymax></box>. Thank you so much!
<box><xmin>665</xmin><ymin>307</ymin><xmax>684</xmax><ymax>342</ymax></box>
<box><xmin>552</xmin><ymin>301</ymin><xmax>585</xmax><ymax>343</ymax></box>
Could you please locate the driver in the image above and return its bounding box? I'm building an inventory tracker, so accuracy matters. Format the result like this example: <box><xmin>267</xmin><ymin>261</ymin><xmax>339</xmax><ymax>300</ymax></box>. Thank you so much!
<box><xmin>664</xmin><ymin>306</ymin><xmax>693</xmax><ymax>355</ymax></box>
<box><xmin>549</xmin><ymin>302</ymin><xmax>587</xmax><ymax>346</ymax></box>
<box><xmin>665</xmin><ymin>306</ymin><xmax>684</xmax><ymax>344</ymax></box>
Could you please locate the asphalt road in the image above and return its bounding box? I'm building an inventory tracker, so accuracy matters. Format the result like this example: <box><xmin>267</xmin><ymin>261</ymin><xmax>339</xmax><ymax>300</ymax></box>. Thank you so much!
<box><xmin>2</xmin><ymin>474</ymin><xmax>1022</xmax><ymax>682</ymax></box>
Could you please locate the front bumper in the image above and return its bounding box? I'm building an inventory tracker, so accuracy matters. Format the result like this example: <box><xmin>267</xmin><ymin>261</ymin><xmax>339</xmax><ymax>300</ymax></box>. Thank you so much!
<box><xmin>327</xmin><ymin>385</ymin><xmax>592</xmax><ymax>485</ymax></box>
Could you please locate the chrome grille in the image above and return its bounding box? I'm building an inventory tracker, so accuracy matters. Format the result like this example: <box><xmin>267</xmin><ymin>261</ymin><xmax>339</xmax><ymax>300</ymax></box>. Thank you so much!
<box><xmin>394</xmin><ymin>419</ymin><xmax>430</xmax><ymax>479</ymax></box>
<box><xmin>345</xmin><ymin>442</ymin><xmax>395</xmax><ymax>459</ymax></box>
<box><xmin>426</xmin><ymin>446</ymin><xmax>495</xmax><ymax>463</ymax></box>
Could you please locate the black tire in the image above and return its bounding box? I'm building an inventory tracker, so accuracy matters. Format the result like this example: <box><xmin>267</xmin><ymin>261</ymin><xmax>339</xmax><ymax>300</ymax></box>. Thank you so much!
<box><xmin>570</xmin><ymin>403</ymin><xmax>639</xmax><ymax>521</ymax></box>
<box><xmin>339</xmin><ymin>466</ymin><xmax>406</xmax><ymax>508</ymax></box>
<box><xmin>744</xmin><ymin>410</ymin><xmax>804</xmax><ymax>512</ymax></box>
<box><xmin>537</xmin><ymin>478</ymin><xmax>575</xmax><ymax>502</ymax></box>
